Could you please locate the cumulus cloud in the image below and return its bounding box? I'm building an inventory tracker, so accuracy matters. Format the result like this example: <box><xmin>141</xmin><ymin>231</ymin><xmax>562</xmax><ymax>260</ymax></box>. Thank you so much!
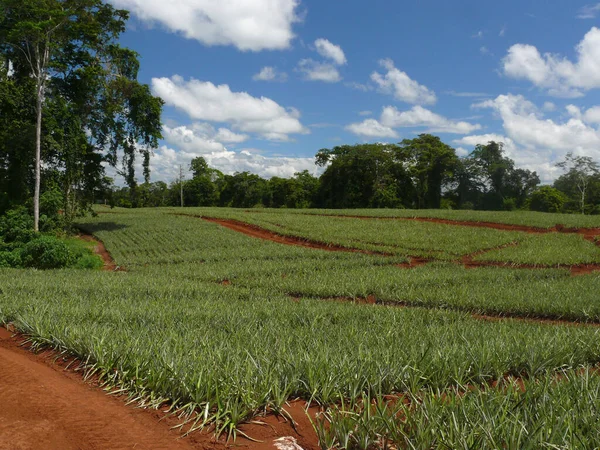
<box><xmin>346</xmin><ymin>106</ymin><xmax>480</xmax><ymax>138</ymax></box>
<box><xmin>253</xmin><ymin>66</ymin><xmax>288</xmax><ymax>82</ymax></box>
<box><xmin>380</xmin><ymin>105</ymin><xmax>482</xmax><ymax>134</ymax></box>
<box><xmin>453</xmin><ymin>134</ymin><xmax>518</xmax><ymax>158</ymax></box>
<box><xmin>143</xmin><ymin>124</ymin><xmax>322</xmax><ymax>182</ymax></box>
<box><xmin>371</xmin><ymin>59</ymin><xmax>437</xmax><ymax>105</ymax></box>
<box><xmin>314</xmin><ymin>38</ymin><xmax>347</xmax><ymax>65</ymax></box>
<box><xmin>297</xmin><ymin>59</ymin><xmax>341</xmax><ymax>82</ymax></box>
<box><xmin>502</xmin><ymin>27</ymin><xmax>600</xmax><ymax>97</ymax></box>
<box><xmin>107</xmin><ymin>0</ymin><xmax>301</xmax><ymax>51</ymax></box>
<box><xmin>345</xmin><ymin>119</ymin><xmax>399</xmax><ymax>139</ymax></box>
<box><xmin>152</xmin><ymin>76</ymin><xmax>308</xmax><ymax>141</ymax></box>
<box><xmin>472</xmin><ymin>94</ymin><xmax>600</xmax><ymax>182</ymax></box>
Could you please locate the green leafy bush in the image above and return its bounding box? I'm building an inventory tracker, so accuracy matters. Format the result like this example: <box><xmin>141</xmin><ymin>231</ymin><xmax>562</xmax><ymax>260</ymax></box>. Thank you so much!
<box><xmin>19</xmin><ymin>236</ymin><xmax>74</xmax><ymax>269</ymax></box>
<box><xmin>0</xmin><ymin>207</ymin><xmax>35</xmax><ymax>246</ymax></box>
<box><xmin>0</xmin><ymin>250</ymin><xmax>21</xmax><ymax>268</ymax></box>
<box><xmin>529</xmin><ymin>186</ymin><xmax>568</xmax><ymax>213</ymax></box>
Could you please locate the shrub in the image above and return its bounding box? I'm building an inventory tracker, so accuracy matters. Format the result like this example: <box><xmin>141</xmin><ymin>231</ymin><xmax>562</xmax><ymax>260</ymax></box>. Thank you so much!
<box><xmin>20</xmin><ymin>236</ymin><xmax>74</xmax><ymax>269</ymax></box>
<box><xmin>502</xmin><ymin>198</ymin><xmax>517</xmax><ymax>211</ymax></box>
<box><xmin>0</xmin><ymin>207</ymin><xmax>35</xmax><ymax>245</ymax></box>
<box><xmin>74</xmin><ymin>253</ymin><xmax>104</xmax><ymax>270</ymax></box>
<box><xmin>0</xmin><ymin>250</ymin><xmax>21</xmax><ymax>268</ymax></box>
<box><xmin>529</xmin><ymin>187</ymin><xmax>568</xmax><ymax>213</ymax></box>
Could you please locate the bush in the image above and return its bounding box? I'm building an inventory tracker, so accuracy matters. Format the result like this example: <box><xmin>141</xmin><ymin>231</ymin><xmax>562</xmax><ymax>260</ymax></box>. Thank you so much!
<box><xmin>502</xmin><ymin>198</ymin><xmax>517</xmax><ymax>211</ymax></box>
<box><xmin>19</xmin><ymin>236</ymin><xmax>74</xmax><ymax>269</ymax></box>
<box><xmin>0</xmin><ymin>250</ymin><xmax>21</xmax><ymax>268</ymax></box>
<box><xmin>0</xmin><ymin>207</ymin><xmax>35</xmax><ymax>245</ymax></box>
<box><xmin>440</xmin><ymin>199</ymin><xmax>455</xmax><ymax>210</ymax></box>
<box><xmin>530</xmin><ymin>187</ymin><xmax>568</xmax><ymax>213</ymax></box>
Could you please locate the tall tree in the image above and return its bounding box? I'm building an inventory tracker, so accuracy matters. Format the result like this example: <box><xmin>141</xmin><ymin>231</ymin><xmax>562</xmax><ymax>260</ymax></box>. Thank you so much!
<box><xmin>0</xmin><ymin>0</ymin><xmax>163</xmax><ymax>229</ymax></box>
<box><xmin>397</xmin><ymin>134</ymin><xmax>458</xmax><ymax>209</ymax></box>
<box><xmin>556</xmin><ymin>152</ymin><xmax>600</xmax><ymax>215</ymax></box>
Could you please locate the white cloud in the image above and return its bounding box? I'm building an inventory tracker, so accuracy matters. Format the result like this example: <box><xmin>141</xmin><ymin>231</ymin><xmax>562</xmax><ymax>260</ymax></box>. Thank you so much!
<box><xmin>566</xmin><ymin>104</ymin><xmax>600</xmax><ymax>125</ymax></box>
<box><xmin>577</xmin><ymin>3</ymin><xmax>600</xmax><ymax>19</ymax></box>
<box><xmin>453</xmin><ymin>134</ymin><xmax>518</xmax><ymax>158</ymax></box>
<box><xmin>543</xmin><ymin>101</ymin><xmax>556</xmax><ymax>112</ymax></box>
<box><xmin>345</xmin><ymin>81</ymin><xmax>373</xmax><ymax>92</ymax></box>
<box><xmin>380</xmin><ymin>105</ymin><xmax>482</xmax><ymax>134</ymax></box>
<box><xmin>107</xmin><ymin>0</ymin><xmax>301</xmax><ymax>51</ymax></box>
<box><xmin>163</xmin><ymin>124</ymin><xmax>233</xmax><ymax>153</ymax></box>
<box><xmin>358</xmin><ymin>110</ymin><xmax>373</xmax><ymax>116</ymax></box>
<box><xmin>297</xmin><ymin>59</ymin><xmax>341</xmax><ymax>82</ymax></box>
<box><xmin>499</xmin><ymin>26</ymin><xmax>507</xmax><ymax>37</ymax></box>
<box><xmin>148</xmin><ymin>124</ymin><xmax>321</xmax><ymax>181</ymax></box>
<box><xmin>253</xmin><ymin>66</ymin><xmax>288</xmax><ymax>82</ymax></box>
<box><xmin>502</xmin><ymin>27</ymin><xmax>600</xmax><ymax>97</ymax></box>
<box><xmin>583</xmin><ymin>105</ymin><xmax>600</xmax><ymax>124</ymax></box>
<box><xmin>345</xmin><ymin>119</ymin><xmax>399</xmax><ymax>139</ymax></box>
<box><xmin>152</xmin><ymin>76</ymin><xmax>308</xmax><ymax>141</ymax></box>
<box><xmin>314</xmin><ymin>38</ymin><xmax>347</xmax><ymax>65</ymax></box>
<box><xmin>371</xmin><ymin>59</ymin><xmax>437</xmax><ymax>105</ymax></box>
<box><xmin>346</xmin><ymin>106</ymin><xmax>480</xmax><ymax>138</ymax></box>
<box><xmin>473</xmin><ymin>94</ymin><xmax>600</xmax><ymax>182</ymax></box>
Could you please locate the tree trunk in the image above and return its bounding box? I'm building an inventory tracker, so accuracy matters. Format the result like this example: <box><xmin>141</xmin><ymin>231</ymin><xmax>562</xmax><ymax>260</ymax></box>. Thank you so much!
<box><xmin>33</xmin><ymin>80</ymin><xmax>43</xmax><ymax>232</ymax></box>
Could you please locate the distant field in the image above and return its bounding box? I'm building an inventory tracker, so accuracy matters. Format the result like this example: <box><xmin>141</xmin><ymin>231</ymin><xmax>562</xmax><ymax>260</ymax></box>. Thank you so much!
<box><xmin>2</xmin><ymin>207</ymin><xmax>600</xmax><ymax>448</ymax></box>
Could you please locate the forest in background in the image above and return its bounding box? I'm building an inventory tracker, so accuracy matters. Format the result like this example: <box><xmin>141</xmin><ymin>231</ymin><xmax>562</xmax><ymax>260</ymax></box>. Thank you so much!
<box><xmin>109</xmin><ymin>138</ymin><xmax>600</xmax><ymax>216</ymax></box>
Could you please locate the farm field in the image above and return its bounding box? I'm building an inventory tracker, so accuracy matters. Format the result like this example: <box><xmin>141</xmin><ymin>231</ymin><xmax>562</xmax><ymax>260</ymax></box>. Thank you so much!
<box><xmin>2</xmin><ymin>207</ymin><xmax>600</xmax><ymax>449</ymax></box>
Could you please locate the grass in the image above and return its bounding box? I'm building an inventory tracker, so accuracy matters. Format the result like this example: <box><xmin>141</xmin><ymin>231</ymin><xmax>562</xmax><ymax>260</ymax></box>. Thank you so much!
<box><xmin>2</xmin><ymin>207</ymin><xmax>600</xmax><ymax>445</ymax></box>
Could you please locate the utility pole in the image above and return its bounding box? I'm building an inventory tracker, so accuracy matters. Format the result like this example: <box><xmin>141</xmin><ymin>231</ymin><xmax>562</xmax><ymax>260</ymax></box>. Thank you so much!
<box><xmin>179</xmin><ymin>165</ymin><xmax>184</xmax><ymax>207</ymax></box>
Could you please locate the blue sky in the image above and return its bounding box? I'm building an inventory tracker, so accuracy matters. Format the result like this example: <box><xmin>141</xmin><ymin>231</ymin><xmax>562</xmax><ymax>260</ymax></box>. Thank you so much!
<box><xmin>107</xmin><ymin>0</ymin><xmax>600</xmax><ymax>184</ymax></box>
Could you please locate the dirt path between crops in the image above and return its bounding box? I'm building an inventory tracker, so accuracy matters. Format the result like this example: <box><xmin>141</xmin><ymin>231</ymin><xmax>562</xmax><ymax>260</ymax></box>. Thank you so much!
<box><xmin>77</xmin><ymin>233</ymin><xmax>122</xmax><ymax>272</ymax></box>
<box><xmin>202</xmin><ymin>217</ymin><xmax>390</xmax><ymax>256</ymax></box>
<box><xmin>199</xmin><ymin>216</ymin><xmax>600</xmax><ymax>275</ymax></box>
<box><xmin>0</xmin><ymin>326</ymin><xmax>196</xmax><ymax>450</ymax></box>
<box><xmin>0</xmin><ymin>326</ymin><xmax>319</xmax><ymax>450</ymax></box>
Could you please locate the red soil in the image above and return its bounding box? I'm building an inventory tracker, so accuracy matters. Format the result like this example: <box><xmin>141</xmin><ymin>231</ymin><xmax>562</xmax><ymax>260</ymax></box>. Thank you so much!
<box><xmin>0</xmin><ymin>326</ymin><xmax>195</xmax><ymax>450</ymax></box>
<box><xmin>0</xmin><ymin>326</ymin><xmax>320</xmax><ymax>450</ymax></box>
<box><xmin>78</xmin><ymin>233</ymin><xmax>123</xmax><ymax>271</ymax></box>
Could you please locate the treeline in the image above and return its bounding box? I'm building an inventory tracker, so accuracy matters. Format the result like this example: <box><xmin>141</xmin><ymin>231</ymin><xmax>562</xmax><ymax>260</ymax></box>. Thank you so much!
<box><xmin>108</xmin><ymin>135</ymin><xmax>600</xmax><ymax>214</ymax></box>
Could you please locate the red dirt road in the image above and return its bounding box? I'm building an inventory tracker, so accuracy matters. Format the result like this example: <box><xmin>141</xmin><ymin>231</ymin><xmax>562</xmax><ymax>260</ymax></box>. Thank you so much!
<box><xmin>0</xmin><ymin>327</ymin><xmax>198</xmax><ymax>450</ymax></box>
<box><xmin>0</xmin><ymin>327</ymin><xmax>318</xmax><ymax>450</ymax></box>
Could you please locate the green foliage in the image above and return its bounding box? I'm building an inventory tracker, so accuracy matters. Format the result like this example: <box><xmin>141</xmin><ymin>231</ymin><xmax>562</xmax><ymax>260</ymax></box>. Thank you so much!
<box><xmin>0</xmin><ymin>207</ymin><xmax>35</xmax><ymax>246</ymax></box>
<box><xmin>530</xmin><ymin>186</ymin><xmax>568</xmax><ymax>213</ymax></box>
<box><xmin>19</xmin><ymin>235</ymin><xmax>73</xmax><ymax>269</ymax></box>
<box><xmin>0</xmin><ymin>0</ymin><xmax>163</xmax><ymax>229</ymax></box>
